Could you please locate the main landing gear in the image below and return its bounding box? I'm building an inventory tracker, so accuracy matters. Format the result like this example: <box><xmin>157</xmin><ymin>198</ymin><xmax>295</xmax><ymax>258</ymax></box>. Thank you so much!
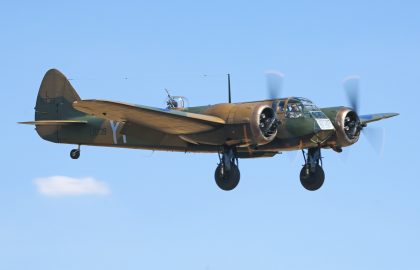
<box><xmin>70</xmin><ymin>145</ymin><xmax>81</xmax><ymax>159</ymax></box>
<box><xmin>300</xmin><ymin>147</ymin><xmax>325</xmax><ymax>191</ymax></box>
<box><xmin>214</xmin><ymin>147</ymin><xmax>240</xmax><ymax>191</ymax></box>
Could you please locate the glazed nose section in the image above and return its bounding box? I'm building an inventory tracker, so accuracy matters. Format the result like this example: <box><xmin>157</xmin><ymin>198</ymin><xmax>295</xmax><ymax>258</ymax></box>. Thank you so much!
<box><xmin>314</xmin><ymin>117</ymin><xmax>335</xmax><ymax>132</ymax></box>
<box><xmin>310</xmin><ymin>111</ymin><xmax>335</xmax><ymax>132</ymax></box>
<box><xmin>311</xmin><ymin>112</ymin><xmax>335</xmax><ymax>143</ymax></box>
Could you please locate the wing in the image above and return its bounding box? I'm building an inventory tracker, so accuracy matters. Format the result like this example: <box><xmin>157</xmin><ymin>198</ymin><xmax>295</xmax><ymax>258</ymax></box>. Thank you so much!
<box><xmin>359</xmin><ymin>113</ymin><xmax>399</xmax><ymax>125</ymax></box>
<box><xmin>18</xmin><ymin>120</ymin><xmax>87</xmax><ymax>125</ymax></box>
<box><xmin>73</xmin><ymin>100</ymin><xmax>225</xmax><ymax>134</ymax></box>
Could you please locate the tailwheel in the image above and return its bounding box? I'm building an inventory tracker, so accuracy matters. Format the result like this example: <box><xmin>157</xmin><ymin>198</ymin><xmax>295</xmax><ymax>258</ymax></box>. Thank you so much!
<box><xmin>300</xmin><ymin>147</ymin><xmax>325</xmax><ymax>191</ymax></box>
<box><xmin>300</xmin><ymin>164</ymin><xmax>324</xmax><ymax>191</ymax></box>
<box><xmin>70</xmin><ymin>145</ymin><xmax>81</xmax><ymax>159</ymax></box>
<box><xmin>214</xmin><ymin>147</ymin><xmax>240</xmax><ymax>191</ymax></box>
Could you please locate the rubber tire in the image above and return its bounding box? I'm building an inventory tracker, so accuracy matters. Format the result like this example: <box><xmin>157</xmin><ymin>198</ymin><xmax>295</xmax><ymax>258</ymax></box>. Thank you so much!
<box><xmin>214</xmin><ymin>163</ymin><xmax>240</xmax><ymax>191</ymax></box>
<box><xmin>300</xmin><ymin>164</ymin><xmax>325</xmax><ymax>191</ymax></box>
<box><xmin>70</xmin><ymin>149</ymin><xmax>80</xmax><ymax>159</ymax></box>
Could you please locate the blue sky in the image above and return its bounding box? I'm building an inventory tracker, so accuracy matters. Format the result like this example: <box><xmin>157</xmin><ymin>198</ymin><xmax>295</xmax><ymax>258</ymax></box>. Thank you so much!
<box><xmin>1</xmin><ymin>0</ymin><xmax>419</xmax><ymax>269</ymax></box>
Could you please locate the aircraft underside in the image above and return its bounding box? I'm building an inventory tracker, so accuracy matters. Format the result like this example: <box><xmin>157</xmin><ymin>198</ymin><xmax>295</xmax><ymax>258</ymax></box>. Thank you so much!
<box><xmin>65</xmin><ymin>131</ymin><xmax>330</xmax><ymax>191</ymax></box>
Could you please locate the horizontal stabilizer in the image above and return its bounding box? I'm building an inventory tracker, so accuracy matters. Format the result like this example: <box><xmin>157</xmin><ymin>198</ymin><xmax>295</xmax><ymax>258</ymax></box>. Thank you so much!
<box><xmin>359</xmin><ymin>113</ymin><xmax>399</xmax><ymax>124</ymax></box>
<box><xmin>18</xmin><ymin>120</ymin><xmax>87</xmax><ymax>125</ymax></box>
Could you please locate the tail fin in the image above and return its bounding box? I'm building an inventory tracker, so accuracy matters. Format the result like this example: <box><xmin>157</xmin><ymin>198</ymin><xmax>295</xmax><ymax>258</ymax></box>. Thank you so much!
<box><xmin>35</xmin><ymin>69</ymin><xmax>82</xmax><ymax>121</ymax></box>
<box><xmin>33</xmin><ymin>69</ymin><xmax>86</xmax><ymax>142</ymax></box>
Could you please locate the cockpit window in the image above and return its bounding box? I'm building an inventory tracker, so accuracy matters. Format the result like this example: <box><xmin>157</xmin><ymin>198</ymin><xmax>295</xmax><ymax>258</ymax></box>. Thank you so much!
<box><xmin>278</xmin><ymin>101</ymin><xmax>285</xmax><ymax>112</ymax></box>
<box><xmin>278</xmin><ymin>98</ymin><xmax>325</xmax><ymax>119</ymax></box>
<box><xmin>286</xmin><ymin>103</ymin><xmax>304</xmax><ymax>118</ymax></box>
<box><xmin>310</xmin><ymin>111</ymin><xmax>328</xmax><ymax>119</ymax></box>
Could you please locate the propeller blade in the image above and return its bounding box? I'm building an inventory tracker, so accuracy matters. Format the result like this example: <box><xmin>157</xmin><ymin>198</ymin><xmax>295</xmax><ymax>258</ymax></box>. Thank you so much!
<box><xmin>343</xmin><ymin>76</ymin><xmax>360</xmax><ymax>113</ymax></box>
<box><xmin>266</xmin><ymin>71</ymin><xmax>284</xmax><ymax>99</ymax></box>
<box><xmin>363</xmin><ymin>126</ymin><xmax>385</xmax><ymax>156</ymax></box>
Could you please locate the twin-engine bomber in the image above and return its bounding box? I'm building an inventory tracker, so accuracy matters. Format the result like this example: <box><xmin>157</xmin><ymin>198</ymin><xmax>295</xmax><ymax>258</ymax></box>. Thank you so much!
<box><xmin>20</xmin><ymin>69</ymin><xmax>398</xmax><ymax>191</ymax></box>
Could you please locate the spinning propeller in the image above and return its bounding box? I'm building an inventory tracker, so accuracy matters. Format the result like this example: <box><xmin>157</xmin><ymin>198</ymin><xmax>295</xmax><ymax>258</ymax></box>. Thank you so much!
<box><xmin>343</xmin><ymin>76</ymin><xmax>385</xmax><ymax>154</ymax></box>
<box><xmin>261</xmin><ymin>71</ymin><xmax>285</xmax><ymax>134</ymax></box>
<box><xmin>266</xmin><ymin>70</ymin><xmax>284</xmax><ymax>100</ymax></box>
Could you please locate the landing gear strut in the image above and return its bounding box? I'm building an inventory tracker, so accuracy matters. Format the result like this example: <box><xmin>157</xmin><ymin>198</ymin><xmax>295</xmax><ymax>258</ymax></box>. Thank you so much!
<box><xmin>214</xmin><ymin>147</ymin><xmax>240</xmax><ymax>191</ymax></box>
<box><xmin>300</xmin><ymin>147</ymin><xmax>325</xmax><ymax>191</ymax></box>
<box><xmin>70</xmin><ymin>145</ymin><xmax>81</xmax><ymax>159</ymax></box>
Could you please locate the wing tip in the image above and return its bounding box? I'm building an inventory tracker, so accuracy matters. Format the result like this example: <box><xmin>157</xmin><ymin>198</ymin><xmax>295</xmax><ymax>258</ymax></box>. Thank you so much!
<box><xmin>360</xmin><ymin>112</ymin><xmax>399</xmax><ymax>125</ymax></box>
<box><xmin>385</xmin><ymin>113</ymin><xmax>400</xmax><ymax>119</ymax></box>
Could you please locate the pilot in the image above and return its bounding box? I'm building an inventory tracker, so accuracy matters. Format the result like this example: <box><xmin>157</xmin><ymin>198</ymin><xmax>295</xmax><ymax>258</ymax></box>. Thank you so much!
<box><xmin>279</xmin><ymin>102</ymin><xmax>285</xmax><ymax>112</ymax></box>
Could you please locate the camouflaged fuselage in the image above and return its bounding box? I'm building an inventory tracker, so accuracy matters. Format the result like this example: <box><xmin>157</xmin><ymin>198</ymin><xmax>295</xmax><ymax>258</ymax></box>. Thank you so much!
<box><xmin>36</xmin><ymin>98</ymin><xmax>345</xmax><ymax>156</ymax></box>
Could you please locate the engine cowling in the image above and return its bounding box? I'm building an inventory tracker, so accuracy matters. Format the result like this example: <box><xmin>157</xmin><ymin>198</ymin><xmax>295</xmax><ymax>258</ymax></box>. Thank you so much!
<box><xmin>334</xmin><ymin>107</ymin><xmax>361</xmax><ymax>147</ymax></box>
<box><xmin>248</xmin><ymin>104</ymin><xmax>278</xmax><ymax>145</ymax></box>
<box><xmin>224</xmin><ymin>103</ymin><xmax>278</xmax><ymax>146</ymax></box>
<box><xmin>181</xmin><ymin>103</ymin><xmax>278</xmax><ymax>146</ymax></box>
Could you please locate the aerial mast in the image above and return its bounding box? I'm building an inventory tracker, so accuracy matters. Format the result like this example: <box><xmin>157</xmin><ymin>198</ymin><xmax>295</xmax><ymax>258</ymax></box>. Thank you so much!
<box><xmin>227</xmin><ymin>73</ymin><xmax>232</xmax><ymax>103</ymax></box>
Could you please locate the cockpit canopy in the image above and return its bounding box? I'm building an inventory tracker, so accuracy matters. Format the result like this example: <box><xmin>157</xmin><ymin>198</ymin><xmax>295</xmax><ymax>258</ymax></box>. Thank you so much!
<box><xmin>278</xmin><ymin>97</ymin><xmax>327</xmax><ymax>119</ymax></box>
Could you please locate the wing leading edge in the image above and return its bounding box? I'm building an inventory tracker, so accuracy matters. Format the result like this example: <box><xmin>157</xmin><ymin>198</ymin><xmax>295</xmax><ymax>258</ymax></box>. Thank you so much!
<box><xmin>18</xmin><ymin>120</ymin><xmax>87</xmax><ymax>125</ymax></box>
<box><xmin>359</xmin><ymin>113</ymin><xmax>399</xmax><ymax>125</ymax></box>
<box><xmin>73</xmin><ymin>99</ymin><xmax>225</xmax><ymax>134</ymax></box>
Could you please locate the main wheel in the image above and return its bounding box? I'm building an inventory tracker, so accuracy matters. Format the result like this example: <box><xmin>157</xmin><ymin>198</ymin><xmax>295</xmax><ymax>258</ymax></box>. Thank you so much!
<box><xmin>300</xmin><ymin>164</ymin><xmax>324</xmax><ymax>191</ymax></box>
<box><xmin>70</xmin><ymin>149</ymin><xmax>80</xmax><ymax>159</ymax></box>
<box><xmin>214</xmin><ymin>163</ymin><xmax>240</xmax><ymax>191</ymax></box>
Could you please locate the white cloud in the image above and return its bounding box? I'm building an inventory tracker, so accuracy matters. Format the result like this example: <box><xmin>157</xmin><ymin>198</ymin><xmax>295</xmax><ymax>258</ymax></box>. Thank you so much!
<box><xmin>34</xmin><ymin>176</ymin><xmax>110</xmax><ymax>197</ymax></box>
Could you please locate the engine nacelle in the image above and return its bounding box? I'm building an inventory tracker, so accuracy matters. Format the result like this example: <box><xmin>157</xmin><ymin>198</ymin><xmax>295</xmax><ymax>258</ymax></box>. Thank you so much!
<box><xmin>181</xmin><ymin>103</ymin><xmax>278</xmax><ymax>146</ymax></box>
<box><xmin>333</xmin><ymin>107</ymin><xmax>361</xmax><ymax>147</ymax></box>
<box><xmin>229</xmin><ymin>104</ymin><xmax>278</xmax><ymax>146</ymax></box>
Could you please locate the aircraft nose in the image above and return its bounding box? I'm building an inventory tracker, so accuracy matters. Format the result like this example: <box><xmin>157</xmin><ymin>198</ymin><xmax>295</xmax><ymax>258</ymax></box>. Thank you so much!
<box><xmin>312</xmin><ymin>118</ymin><xmax>335</xmax><ymax>143</ymax></box>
